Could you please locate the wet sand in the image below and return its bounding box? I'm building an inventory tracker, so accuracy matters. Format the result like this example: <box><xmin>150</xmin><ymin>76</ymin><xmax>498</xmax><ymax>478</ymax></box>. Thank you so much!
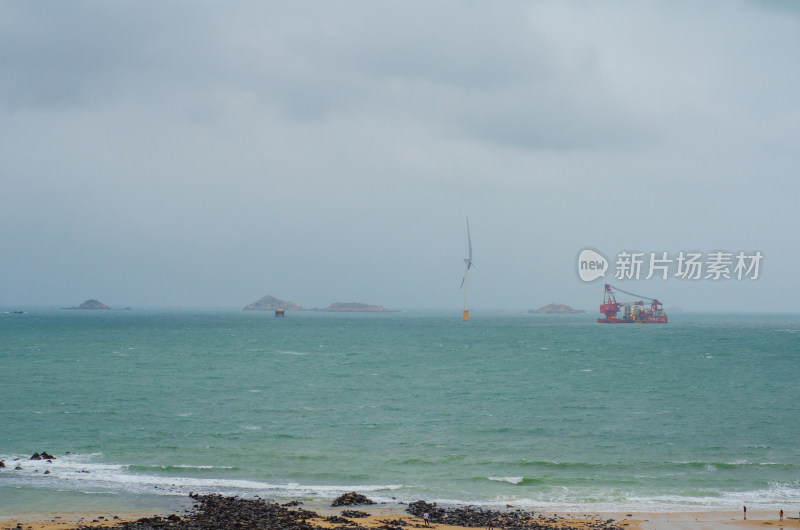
<box><xmin>629</xmin><ymin>510</ymin><xmax>800</xmax><ymax>529</ymax></box>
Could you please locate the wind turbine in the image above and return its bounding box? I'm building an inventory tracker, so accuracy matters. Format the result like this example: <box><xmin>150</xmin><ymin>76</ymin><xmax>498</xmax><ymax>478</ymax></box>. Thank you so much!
<box><xmin>460</xmin><ymin>217</ymin><xmax>477</xmax><ymax>321</ymax></box>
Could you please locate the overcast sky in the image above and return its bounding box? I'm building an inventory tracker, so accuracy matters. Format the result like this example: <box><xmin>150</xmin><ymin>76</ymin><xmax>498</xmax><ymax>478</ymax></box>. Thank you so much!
<box><xmin>1</xmin><ymin>1</ymin><xmax>798</xmax><ymax>312</ymax></box>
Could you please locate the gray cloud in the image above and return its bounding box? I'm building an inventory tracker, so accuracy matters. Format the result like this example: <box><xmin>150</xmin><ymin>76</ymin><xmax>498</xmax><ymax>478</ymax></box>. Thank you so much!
<box><xmin>0</xmin><ymin>1</ymin><xmax>797</xmax><ymax>311</ymax></box>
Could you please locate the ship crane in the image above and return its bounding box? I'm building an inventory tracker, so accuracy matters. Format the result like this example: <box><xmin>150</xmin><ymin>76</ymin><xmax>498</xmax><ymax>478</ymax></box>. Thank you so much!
<box><xmin>598</xmin><ymin>284</ymin><xmax>667</xmax><ymax>324</ymax></box>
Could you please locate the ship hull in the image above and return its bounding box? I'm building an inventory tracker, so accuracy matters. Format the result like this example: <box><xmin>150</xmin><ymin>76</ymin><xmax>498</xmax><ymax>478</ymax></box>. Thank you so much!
<box><xmin>597</xmin><ymin>316</ymin><xmax>668</xmax><ymax>323</ymax></box>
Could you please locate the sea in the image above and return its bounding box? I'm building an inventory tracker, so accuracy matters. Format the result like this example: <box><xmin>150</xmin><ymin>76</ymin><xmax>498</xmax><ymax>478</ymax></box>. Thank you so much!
<box><xmin>1</xmin><ymin>309</ymin><xmax>799</xmax><ymax>516</ymax></box>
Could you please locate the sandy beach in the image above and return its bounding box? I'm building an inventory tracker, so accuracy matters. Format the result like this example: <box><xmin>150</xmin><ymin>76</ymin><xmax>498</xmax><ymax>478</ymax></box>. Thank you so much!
<box><xmin>2</xmin><ymin>496</ymin><xmax>799</xmax><ymax>530</ymax></box>
<box><xmin>629</xmin><ymin>510</ymin><xmax>800</xmax><ymax>529</ymax></box>
<box><xmin>0</xmin><ymin>507</ymin><xmax>628</xmax><ymax>530</ymax></box>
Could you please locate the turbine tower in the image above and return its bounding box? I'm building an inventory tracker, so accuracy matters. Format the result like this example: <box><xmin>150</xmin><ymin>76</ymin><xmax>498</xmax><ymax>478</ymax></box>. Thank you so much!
<box><xmin>461</xmin><ymin>217</ymin><xmax>475</xmax><ymax>321</ymax></box>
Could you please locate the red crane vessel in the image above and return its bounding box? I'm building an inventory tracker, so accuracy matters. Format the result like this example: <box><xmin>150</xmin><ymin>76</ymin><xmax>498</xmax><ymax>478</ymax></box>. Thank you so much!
<box><xmin>597</xmin><ymin>284</ymin><xmax>668</xmax><ymax>323</ymax></box>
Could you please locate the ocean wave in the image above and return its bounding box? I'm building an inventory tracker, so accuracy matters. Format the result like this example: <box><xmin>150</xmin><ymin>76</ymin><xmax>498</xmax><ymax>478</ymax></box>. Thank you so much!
<box><xmin>669</xmin><ymin>460</ymin><xmax>788</xmax><ymax>469</ymax></box>
<box><xmin>486</xmin><ymin>476</ymin><xmax>524</xmax><ymax>485</ymax></box>
<box><xmin>390</xmin><ymin>458</ymin><xmax>439</xmax><ymax>466</ymax></box>
<box><xmin>505</xmin><ymin>459</ymin><xmax>791</xmax><ymax>471</ymax></box>
<box><xmin>419</xmin><ymin>482</ymin><xmax>800</xmax><ymax>513</ymax></box>
<box><xmin>0</xmin><ymin>455</ymin><xmax>406</xmax><ymax>500</ymax></box>
<box><xmin>515</xmin><ymin>460</ymin><xmax>608</xmax><ymax>469</ymax></box>
<box><xmin>127</xmin><ymin>465</ymin><xmax>238</xmax><ymax>472</ymax></box>
<box><xmin>3</xmin><ymin>453</ymin><xmax>800</xmax><ymax>512</ymax></box>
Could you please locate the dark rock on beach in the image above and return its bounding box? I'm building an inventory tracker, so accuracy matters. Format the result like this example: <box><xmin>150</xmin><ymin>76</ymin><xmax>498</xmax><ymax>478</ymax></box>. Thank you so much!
<box><xmin>326</xmin><ymin>515</ymin><xmax>353</xmax><ymax>524</ymax></box>
<box><xmin>406</xmin><ymin>500</ymin><xmax>622</xmax><ymax>530</ymax></box>
<box><xmin>406</xmin><ymin>501</ymin><xmax>447</xmax><ymax>523</ymax></box>
<box><xmin>378</xmin><ymin>519</ymin><xmax>408</xmax><ymax>528</ymax></box>
<box><xmin>71</xmin><ymin>494</ymin><xmax>623</xmax><ymax>530</ymax></box>
<box><xmin>332</xmin><ymin>492</ymin><xmax>376</xmax><ymax>507</ymax></box>
<box><xmin>341</xmin><ymin>510</ymin><xmax>370</xmax><ymax>518</ymax></box>
<box><xmin>0</xmin><ymin>460</ymin><xmax>5</xmax><ymax>468</ymax></box>
<box><xmin>81</xmin><ymin>494</ymin><xmax>320</xmax><ymax>530</ymax></box>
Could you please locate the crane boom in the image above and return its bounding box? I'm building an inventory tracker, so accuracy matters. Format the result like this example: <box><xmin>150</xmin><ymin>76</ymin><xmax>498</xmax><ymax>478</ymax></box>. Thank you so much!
<box><xmin>607</xmin><ymin>284</ymin><xmax>657</xmax><ymax>302</ymax></box>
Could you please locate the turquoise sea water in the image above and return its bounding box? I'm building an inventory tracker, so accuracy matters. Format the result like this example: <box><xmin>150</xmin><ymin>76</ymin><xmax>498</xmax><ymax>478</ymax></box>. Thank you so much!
<box><xmin>1</xmin><ymin>309</ymin><xmax>799</xmax><ymax>515</ymax></box>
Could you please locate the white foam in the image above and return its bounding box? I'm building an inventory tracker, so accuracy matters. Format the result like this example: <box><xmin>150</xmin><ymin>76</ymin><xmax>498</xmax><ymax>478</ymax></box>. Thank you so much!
<box><xmin>4</xmin><ymin>453</ymin><xmax>798</xmax><ymax>512</ymax></box>
<box><xmin>487</xmin><ymin>476</ymin><xmax>524</xmax><ymax>485</ymax></box>
<box><xmin>471</xmin><ymin>482</ymin><xmax>800</xmax><ymax>512</ymax></box>
<box><xmin>0</xmin><ymin>453</ymin><xmax>405</xmax><ymax>500</ymax></box>
<box><xmin>144</xmin><ymin>465</ymin><xmax>236</xmax><ymax>470</ymax></box>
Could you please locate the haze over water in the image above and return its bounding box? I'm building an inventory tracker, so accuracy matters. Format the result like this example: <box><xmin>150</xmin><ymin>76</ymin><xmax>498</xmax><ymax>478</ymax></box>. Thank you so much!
<box><xmin>2</xmin><ymin>309</ymin><xmax>798</xmax><ymax>515</ymax></box>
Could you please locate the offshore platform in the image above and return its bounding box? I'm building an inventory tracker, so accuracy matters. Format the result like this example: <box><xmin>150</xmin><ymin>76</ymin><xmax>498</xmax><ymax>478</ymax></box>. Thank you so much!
<box><xmin>597</xmin><ymin>284</ymin><xmax>668</xmax><ymax>323</ymax></box>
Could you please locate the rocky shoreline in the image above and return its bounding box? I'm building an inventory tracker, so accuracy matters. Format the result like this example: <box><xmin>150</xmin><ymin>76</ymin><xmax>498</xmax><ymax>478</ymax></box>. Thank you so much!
<box><xmin>61</xmin><ymin>493</ymin><xmax>626</xmax><ymax>530</ymax></box>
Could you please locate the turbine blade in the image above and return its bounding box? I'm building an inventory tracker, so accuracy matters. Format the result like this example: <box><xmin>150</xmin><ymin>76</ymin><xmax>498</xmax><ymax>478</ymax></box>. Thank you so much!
<box><xmin>470</xmin><ymin>261</ymin><xmax>487</xmax><ymax>279</ymax></box>
<box><xmin>466</xmin><ymin>217</ymin><xmax>472</xmax><ymax>260</ymax></box>
<box><xmin>460</xmin><ymin>276</ymin><xmax>466</xmax><ymax>289</ymax></box>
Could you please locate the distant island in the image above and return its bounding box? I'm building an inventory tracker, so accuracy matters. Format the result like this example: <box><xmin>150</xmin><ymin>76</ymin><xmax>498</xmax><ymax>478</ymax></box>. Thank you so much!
<box><xmin>529</xmin><ymin>303</ymin><xmax>585</xmax><ymax>314</ymax></box>
<box><xmin>243</xmin><ymin>295</ymin><xmax>303</xmax><ymax>311</ymax></box>
<box><xmin>64</xmin><ymin>299</ymin><xmax>111</xmax><ymax>310</ymax></box>
<box><xmin>321</xmin><ymin>302</ymin><xmax>395</xmax><ymax>312</ymax></box>
<box><xmin>243</xmin><ymin>295</ymin><xmax>395</xmax><ymax>312</ymax></box>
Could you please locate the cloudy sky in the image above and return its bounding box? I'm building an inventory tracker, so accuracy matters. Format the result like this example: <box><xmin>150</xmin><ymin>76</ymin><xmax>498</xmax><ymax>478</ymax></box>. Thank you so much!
<box><xmin>1</xmin><ymin>1</ymin><xmax>798</xmax><ymax>311</ymax></box>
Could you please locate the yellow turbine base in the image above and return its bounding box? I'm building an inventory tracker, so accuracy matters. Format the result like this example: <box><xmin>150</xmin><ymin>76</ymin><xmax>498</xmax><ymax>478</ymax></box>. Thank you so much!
<box><xmin>462</xmin><ymin>310</ymin><xmax>469</xmax><ymax>321</ymax></box>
